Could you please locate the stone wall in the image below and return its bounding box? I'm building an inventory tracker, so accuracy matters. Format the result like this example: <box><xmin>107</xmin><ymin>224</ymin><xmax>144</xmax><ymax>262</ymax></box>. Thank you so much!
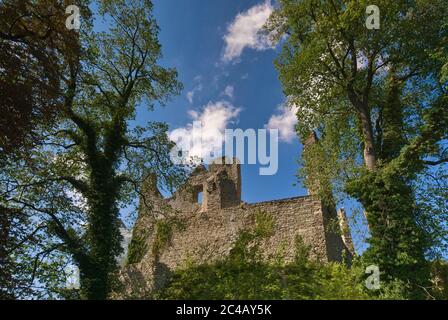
<box><xmin>119</xmin><ymin>158</ymin><xmax>354</xmax><ymax>297</ymax></box>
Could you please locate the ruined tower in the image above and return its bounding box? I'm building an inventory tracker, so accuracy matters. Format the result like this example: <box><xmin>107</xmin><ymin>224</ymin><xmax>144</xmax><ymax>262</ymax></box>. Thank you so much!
<box><xmin>170</xmin><ymin>158</ymin><xmax>242</xmax><ymax>214</ymax></box>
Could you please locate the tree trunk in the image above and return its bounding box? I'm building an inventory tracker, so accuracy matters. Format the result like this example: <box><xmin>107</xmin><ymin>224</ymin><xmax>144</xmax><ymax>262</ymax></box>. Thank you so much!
<box><xmin>0</xmin><ymin>207</ymin><xmax>13</xmax><ymax>299</ymax></box>
<box><xmin>347</xmin><ymin>90</ymin><xmax>377</xmax><ymax>171</ymax></box>
<box><xmin>81</xmin><ymin>158</ymin><xmax>122</xmax><ymax>299</ymax></box>
<box><xmin>358</xmin><ymin>105</ymin><xmax>377</xmax><ymax>171</ymax></box>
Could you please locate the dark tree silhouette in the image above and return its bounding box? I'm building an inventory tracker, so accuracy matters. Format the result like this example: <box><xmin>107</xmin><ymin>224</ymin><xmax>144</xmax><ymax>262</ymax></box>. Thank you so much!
<box><xmin>0</xmin><ymin>0</ymin><xmax>87</xmax><ymax>156</ymax></box>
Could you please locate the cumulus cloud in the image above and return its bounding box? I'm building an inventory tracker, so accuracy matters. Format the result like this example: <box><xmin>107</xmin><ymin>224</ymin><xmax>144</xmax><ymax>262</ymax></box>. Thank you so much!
<box><xmin>222</xmin><ymin>1</ymin><xmax>274</xmax><ymax>62</ymax></box>
<box><xmin>169</xmin><ymin>101</ymin><xmax>241</xmax><ymax>163</ymax></box>
<box><xmin>266</xmin><ymin>104</ymin><xmax>298</xmax><ymax>143</ymax></box>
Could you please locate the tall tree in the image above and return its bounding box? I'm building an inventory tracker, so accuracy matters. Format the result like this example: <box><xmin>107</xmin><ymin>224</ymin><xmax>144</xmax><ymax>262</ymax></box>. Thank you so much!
<box><xmin>266</xmin><ymin>0</ymin><xmax>448</xmax><ymax>297</ymax></box>
<box><xmin>0</xmin><ymin>0</ymin><xmax>92</xmax><ymax>299</ymax></box>
<box><xmin>1</xmin><ymin>0</ymin><xmax>184</xmax><ymax>299</ymax></box>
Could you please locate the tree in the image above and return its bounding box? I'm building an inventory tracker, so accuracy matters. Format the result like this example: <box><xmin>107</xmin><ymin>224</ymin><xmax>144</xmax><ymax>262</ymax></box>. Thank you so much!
<box><xmin>0</xmin><ymin>0</ymin><xmax>89</xmax><ymax>159</ymax></box>
<box><xmin>1</xmin><ymin>0</ymin><xmax>184</xmax><ymax>299</ymax></box>
<box><xmin>0</xmin><ymin>0</ymin><xmax>92</xmax><ymax>299</ymax></box>
<box><xmin>0</xmin><ymin>207</ymin><xmax>13</xmax><ymax>299</ymax></box>
<box><xmin>266</xmin><ymin>0</ymin><xmax>448</xmax><ymax>297</ymax></box>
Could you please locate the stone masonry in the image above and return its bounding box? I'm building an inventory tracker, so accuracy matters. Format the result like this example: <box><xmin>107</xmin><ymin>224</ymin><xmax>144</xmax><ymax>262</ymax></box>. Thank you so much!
<box><xmin>119</xmin><ymin>155</ymin><xmax>355</xmax><ymax>297</ymax></box>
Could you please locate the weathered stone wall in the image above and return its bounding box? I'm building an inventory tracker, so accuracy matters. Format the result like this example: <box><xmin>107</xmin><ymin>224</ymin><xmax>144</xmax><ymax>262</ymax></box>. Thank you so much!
<box><xmin>119</xmin><ymin>158</ymin><xmax>354</xmax><ymax>297</ymax></box>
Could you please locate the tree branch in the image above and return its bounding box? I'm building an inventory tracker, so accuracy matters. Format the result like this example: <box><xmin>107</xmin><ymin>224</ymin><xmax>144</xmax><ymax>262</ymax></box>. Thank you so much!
<box><xmin>423</xmin><ymin>158</ymin><xmax>448</xmax><ymax>166</ymax></box>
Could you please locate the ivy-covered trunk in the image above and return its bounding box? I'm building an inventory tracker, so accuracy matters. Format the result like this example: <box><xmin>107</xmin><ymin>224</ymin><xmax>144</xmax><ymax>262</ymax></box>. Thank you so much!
<box><xmin>82</xmin><ymin>165</ymin><xmax>122</xmax><ymax>299</ymax></box>
<box><xmin>348</xmin><ymin>76</ymin><xmax>430</xmax><ymax>297</ymax></box>
<box><xmin>347</xmin><ymin>172</ymin><xmax>429</xmax><ymax>298</ymax></box>
<box><xmin>0</xmin><ymin>207</ymin><xmax>13</xmax><ymax>299</ymax></box>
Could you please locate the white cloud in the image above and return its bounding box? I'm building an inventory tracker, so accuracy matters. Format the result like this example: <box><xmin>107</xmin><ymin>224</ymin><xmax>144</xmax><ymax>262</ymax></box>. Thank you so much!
<box><xmin>222</xmin><ymin>85</ymin><xmax>234</xmax><ymax>99</ymax></box>
<box><xmin>266</xmin><ymin>104</ymin><xmax>298</xmax><ymax>143</ymax></box>
<box><xmin>169</xmin><ymin>101</ymin><xmax>241</xmax><ymax>163</ymax></box>
<box><xmin>222</xmin><ymin>1</ymin><xmax>274</xmax><ymax>62</ymax></box>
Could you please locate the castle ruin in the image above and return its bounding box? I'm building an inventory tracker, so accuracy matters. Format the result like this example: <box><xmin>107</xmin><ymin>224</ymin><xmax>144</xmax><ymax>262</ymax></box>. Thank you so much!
<box><xmin>119</xmin><ymin>150</ymin><xmax>355</xmax><ymax>297</ymax></box>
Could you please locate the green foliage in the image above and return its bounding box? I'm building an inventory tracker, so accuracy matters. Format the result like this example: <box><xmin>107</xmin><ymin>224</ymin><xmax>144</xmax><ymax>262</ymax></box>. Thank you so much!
<box><xmin>157</xmin><ymin>227</ymin><xmax>411</xmax><ymax>300</ymax></box>
<box><xmin>430</xmin><ymin>260</ymin><xmax>448</xmax><ymax>300</ymax></box>
<box><xmin>254</xmin><ymin>210</ymin><xmax>275</xmax><ymax>238</ymax></box>
<box><xmin>126</xmin><ymin>230</ymin><xmax>149</xmax><ymax>265</ymax></box>
<box><xmin>346</xmin><ymin>169</ymin><xmax>430</xmax><ymax>298</ymax></box>
<box><xmin>157</xmin><ymin>223</ymin><xmax>448</xmax><ymax>300</ymax></box>
<box><xmin>152</xmin><ymin>217</ymin><xmax>185</xmax><ymax>259</ymax></box>
<box><xmin>226</xmin><ymin>211</ymin><xmax>274</xmax><ymax>264</ymax></box>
